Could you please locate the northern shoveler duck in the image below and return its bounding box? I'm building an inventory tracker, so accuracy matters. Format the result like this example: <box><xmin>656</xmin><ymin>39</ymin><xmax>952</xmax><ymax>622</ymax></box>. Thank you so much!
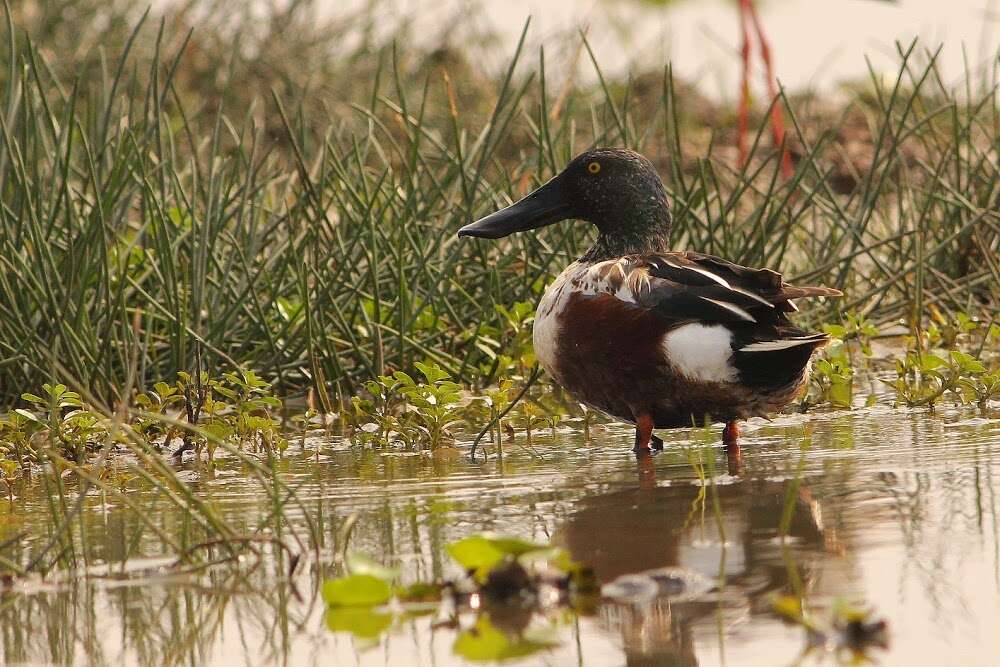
<box><xmin>458</xmin><ymin>148</ymin><xmax>842</xmax><ymax>454</ymax></box>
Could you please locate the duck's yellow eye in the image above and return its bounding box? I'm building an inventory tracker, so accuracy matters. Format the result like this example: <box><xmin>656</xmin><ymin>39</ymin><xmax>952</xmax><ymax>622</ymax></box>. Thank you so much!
<box><xmin>587</xmin><ymin>161</ymin><xmax>601</xmax><ymax>174</ymax></box>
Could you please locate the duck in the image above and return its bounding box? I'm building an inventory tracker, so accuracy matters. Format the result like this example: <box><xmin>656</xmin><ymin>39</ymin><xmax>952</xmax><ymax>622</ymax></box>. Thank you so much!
<box><xmin>458</xmin><ymin>148</ymin><xmax>842</xmax><ymax>455</ymax></box>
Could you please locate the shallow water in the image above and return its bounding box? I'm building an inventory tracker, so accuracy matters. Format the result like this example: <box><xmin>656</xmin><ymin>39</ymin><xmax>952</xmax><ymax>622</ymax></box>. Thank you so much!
<box><xmin>3</xmin><ymin>403</ymin><xmax>1000</xmax><ymax>666</ymax></box>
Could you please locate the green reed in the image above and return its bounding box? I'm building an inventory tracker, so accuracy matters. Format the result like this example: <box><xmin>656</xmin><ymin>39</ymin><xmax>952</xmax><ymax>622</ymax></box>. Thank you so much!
<box><xmin>0</xmin><ymin>0</ymin><xmax>997</xmax><ymax>411</ymax></box>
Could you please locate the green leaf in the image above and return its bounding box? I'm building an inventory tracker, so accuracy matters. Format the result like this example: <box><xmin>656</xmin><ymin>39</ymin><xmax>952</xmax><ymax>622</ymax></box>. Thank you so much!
<box><xmin>322</xmin><ymin>574</ymin><xmax>392</xmax><ymax>607</ymax></box>
<box><xmin>950</xmin><ymin>351</ymin><xmax>986</xmax><ymax>374</ymax></box>
<box><xmin>214</xmin><ymin>386</ymin><xmax>238</xmax><ymax>400</ymax></box>
<box><xmin>392</xmin><ymin>371</ymin><xmax>416</xmax><ymax>387</ymax></box>
<box><xmin>823</xmin><ymin>324</ymin><xmax>846</xmax><ymax>338</ymax></box>
<box><xmin>203</xmin><ymin>422</ymin><xmax>234</xmax><ymax>441</ymax></box>
<box><xmin>12</xmin><ymin>409</ymin><xmax>41</xmax><ymax>423</ymax></box>
<box><xmin>919</xmin><ymin>353</ymin><xmax>946</xmax><ymax>371</ymax></box>
<box><xmin>324</xmin><ymin>607</ymin><xmax>393</xmax><ymax>639</ymax></box>
<box><xmin>447</xmin><ymin>534</ymin><xmax>549</xmax><ymax>574</ymax></box>
<box><xmin>20</xmin><ymin>393</ymin><xmax>45</xmax><ymax>404</ymax></box>
<box><xmin>829</xmin><ymin>381</ymin><xmax>853</xmax><ymax>408</ymax></box>
<box><xmin>414</xmin><ymin>361</ymin><xmax>449</xmax><ymax>384</ymax></box>
<box><xmin>452</xmin><ymin>616</ymin><xmax>558</xmax><ymax>662</ymax></box>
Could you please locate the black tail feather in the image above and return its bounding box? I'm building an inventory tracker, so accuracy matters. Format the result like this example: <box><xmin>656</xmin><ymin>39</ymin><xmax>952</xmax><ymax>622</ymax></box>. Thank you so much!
<box><xmin>733</xmin><ymin>334</ymin><xmax>828</xmax><ymax>389</ymax></box>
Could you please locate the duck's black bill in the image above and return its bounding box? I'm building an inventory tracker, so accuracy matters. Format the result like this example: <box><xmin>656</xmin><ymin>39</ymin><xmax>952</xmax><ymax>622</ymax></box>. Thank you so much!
<box><xmin>457</xmin><ymin>179</ymin><xmax>571</xmax><ymax>239</ymax></box>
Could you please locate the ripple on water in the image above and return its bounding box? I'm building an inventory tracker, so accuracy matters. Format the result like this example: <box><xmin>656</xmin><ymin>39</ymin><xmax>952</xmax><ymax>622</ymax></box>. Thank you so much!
<box><xmin>3</xmin><ymin>405</ymin><xmax>1000</xmax><ymax>666</ymax></box>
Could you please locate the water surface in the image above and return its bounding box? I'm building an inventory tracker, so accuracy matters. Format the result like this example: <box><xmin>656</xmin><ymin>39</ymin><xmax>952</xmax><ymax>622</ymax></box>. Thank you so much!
<box><xmin>2</xmin><ymin>404</ymin><xmax>1000</xmax><ymax>666</ymax></box>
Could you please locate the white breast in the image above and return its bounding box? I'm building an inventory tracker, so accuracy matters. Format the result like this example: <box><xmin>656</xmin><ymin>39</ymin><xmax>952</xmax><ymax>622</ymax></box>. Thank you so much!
<box><xmin>661</xmin><ymin>323</ymin><xmax>737</xmax><ymax>383</ymax></box>
<box><xmin>532</xmin><ymin>265</ymin><xmax>580</xmax><ymax>380</ymax></box>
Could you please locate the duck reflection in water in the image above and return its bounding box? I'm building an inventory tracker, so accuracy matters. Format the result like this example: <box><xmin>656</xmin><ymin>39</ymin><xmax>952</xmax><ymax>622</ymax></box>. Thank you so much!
<box><xmin>556</xmin><ymin>461</ymin><xmax>835</xmax><ymax>666</ymax></box>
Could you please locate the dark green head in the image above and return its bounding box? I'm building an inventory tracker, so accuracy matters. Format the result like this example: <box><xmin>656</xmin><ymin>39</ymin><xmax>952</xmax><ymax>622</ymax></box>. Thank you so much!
<box><xmin>457</xmin><ymin>148</ymin><xmax>672</xmax><ymax>260</ymax></box>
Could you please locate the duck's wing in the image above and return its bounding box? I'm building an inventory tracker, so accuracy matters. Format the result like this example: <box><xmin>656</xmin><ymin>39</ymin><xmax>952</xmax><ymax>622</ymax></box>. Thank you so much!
<box><xmin>585</xmin><ymin>252</ymin><xmax>841</xmax><ymax>327</ymax></box>
<box><xmin>573</xmin><ymin>253</ymin><xmax>842</xmax><ymax>389</ymax></box>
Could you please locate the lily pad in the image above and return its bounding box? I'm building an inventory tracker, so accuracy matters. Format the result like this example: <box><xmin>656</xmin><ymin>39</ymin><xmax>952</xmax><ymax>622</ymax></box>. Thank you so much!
<box><xmin>447</xmin><ymin>533</ymin><xmax>549</xmax><ymax>574</ymax></box>
<box><xmin>452</xmin><ymin>616</ymin><xmax>558</xmax><ymax>662</ymax></box>
<box><xmin>322</xmin><ymin>574</ymin><xmax>392</xmax><ymax>607</ymax></box>
<box><xmin>324</xmin><ymin>607</ymin><xmax>394</xmax><ymax>639</ymax></box>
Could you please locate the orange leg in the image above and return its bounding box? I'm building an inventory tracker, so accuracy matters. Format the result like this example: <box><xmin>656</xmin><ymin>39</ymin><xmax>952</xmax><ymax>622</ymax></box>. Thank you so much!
<box><xmin>723</xmin><ymin>420</ymin><xmax>743</xmax><ymax>475</ymax></box>
<box><xmin>637</xmin><ymin>451</ymin><xmax>656</xmax><ymax>490</ymax></box>
<box><xmin>722</xmin><ymin>420</ymin><xmax>741</xmax><ymax>444</ymax></box>
<box><xmin>633</xmin><ymin>414</ymin><xmax>655</xmax><ymax>455</ymax></box>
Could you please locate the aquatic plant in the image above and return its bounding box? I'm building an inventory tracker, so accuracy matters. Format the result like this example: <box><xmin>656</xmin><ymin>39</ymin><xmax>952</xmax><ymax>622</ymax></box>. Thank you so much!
<box><xmin>350</xmin><ymin>361</ymin><xmax>463</xmax><ymax>450</ymax></box>
<box><xmin>804</xmin><ymin>312</ymin><xmax>882</xmax><ymax>409</ymax></box>
<box><xmin>808</xmin><ymin>341</ymin><xmax>857</xmax><ymax>409</ymax></box>
<box><xmin>885</xmin><ymin>324</ymin><xmax>1000</xmax><ymax>409</ymax></box>
<box><xmin>322</xmin><ymin>533</ymin><xmax>597</xmax><ymax>645</ymax></box>
<box><xmin>16</xmin><ymin>384</ymin><xmax>111</xmax><ymax>462</ymax></box>
<box><xmin>771</xmin><ymin>595</ymin><xmax>889</xmax><ymax>658</ymax></box>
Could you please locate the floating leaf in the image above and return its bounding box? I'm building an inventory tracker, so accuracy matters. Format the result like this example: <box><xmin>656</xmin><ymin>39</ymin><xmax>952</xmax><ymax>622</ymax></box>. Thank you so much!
<box><xmin>322</xmin><ymin>574</ymin><xmax>392</xmax><ymax>607</ymax></box>
<box><xmin>324</xmin><ymin>607</ymin><xmax>393</xmax><ymax>639</ymax></box>
<box><xmin>452</xmin><ymin>616</ymin><xmax>558</xmax><ymax>662</ymax></box>
<box><xmin>447</xmin><ymin>534</ymin><xmax>549</xmax><ymax>576</ymax></box>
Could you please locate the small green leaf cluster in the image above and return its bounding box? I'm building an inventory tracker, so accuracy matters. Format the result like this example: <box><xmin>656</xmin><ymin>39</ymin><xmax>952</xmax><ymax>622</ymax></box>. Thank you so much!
<box><xmin>350</xmin><ymin>361</ymin><xmax>462</xmax><ymax>450</ymax></box>
<box><xmin>467</xmin><ymin>300</ymin><xmax>539</xmax><ymax>381</ymax></box>
<box><xmin>771</xmin><ymin>595</ymin><xmax>888</xmax><ymax>657</ymax></box>
<box><xmin>322</xmin><ymin>533</ymin><xmax>598</xmax><ymax>644</ymax></box>
<box><xmin>806</xmin><ymin>313</ymin><xmax>881</xmax><ymax>409</ymax></box>
<box><xmin>883</xmin><ymin>314</ymin><xmax>999</xmax><ymax>409</ymax></box>
<box><xmin>823</xmin><ymin>312</ymin><xmax>880</xmax><ymax>357</ymax></box>
<box><xmin>810</xmin><ymin>344</ymin><xmax>856</xmax><ymax>408</ymax></box>
<box><xmin>0</xmin><ymin>369</ymin><xmax>289</xmax><ymax>472</ymax></box>
<box><xmin>10</xmin><ymin>384</ymin><xmax>112</xmax><ymax>463</ymax></box>
<box><xmin>164</xmin><ymin>369</ymin><xmax>287</xmax><ymax>458</ymax></box>
<box><xmin>886</xmin><ymin>348</ymin><xmax>999</xmax><ymax>409</ymax></box>
<box><xmin>133</xmin><ymin>381</ymin><xmax>184</xmax><ymax>437</ymax></box>
<box><xmin>926</xmin><ymin>311</ymin><xmax>981</xmax><ymax>349</ymax></box>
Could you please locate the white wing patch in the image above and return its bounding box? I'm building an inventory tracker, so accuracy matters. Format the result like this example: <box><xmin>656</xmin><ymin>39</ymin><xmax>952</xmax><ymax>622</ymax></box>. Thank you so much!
<box><xmin>662</xmin><ymin>324</ymin><xmax>737</xmax><ymax>383</ymax></box>
<box><xmin>698</xmin><ymin>297</ymin><xmax>756</xmax><ymax>322</ymax></box>
<box><xmin>661</xmin><ymin>256</ymin><xmax>732</xmax><ymax>288</ymax></box>
<box><xmin>740</xmin><ymin>337</ymin><xmax>823</xmax><ymax>352</ymax></box>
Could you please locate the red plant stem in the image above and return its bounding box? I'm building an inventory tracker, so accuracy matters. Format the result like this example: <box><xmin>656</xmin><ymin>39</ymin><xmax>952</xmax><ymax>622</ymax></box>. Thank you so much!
<box><xmin>737</xmin><ymin>0</ymin><xmax>752</xmax><ymax>168</ymax></box>
<box><xmin>745</xmin><ymin>0</ymin><xmax>793</xmax><ymax>178</ymax></box>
